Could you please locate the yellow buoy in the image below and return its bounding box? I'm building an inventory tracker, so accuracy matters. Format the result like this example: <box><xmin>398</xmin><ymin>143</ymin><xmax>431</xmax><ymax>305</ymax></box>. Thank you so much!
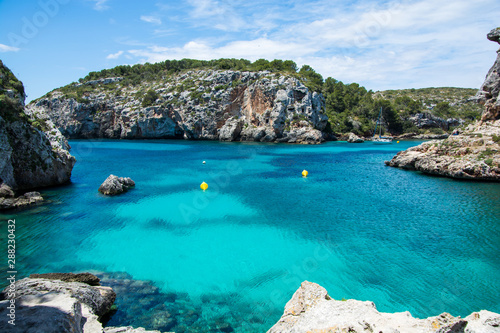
<box><xmin>397</xmin><ymin>141</ymin><xmax>400</xmax><ymax>144</ymax></box>
<box><xmin>200</xmin><ymin>182</ymin><xmax>208</xmax><ymax>191</ymax></box>
<box><xmin>302</xmin><ymin>170</ymin><xmax>308</xmax><ymax>177</ymax></box>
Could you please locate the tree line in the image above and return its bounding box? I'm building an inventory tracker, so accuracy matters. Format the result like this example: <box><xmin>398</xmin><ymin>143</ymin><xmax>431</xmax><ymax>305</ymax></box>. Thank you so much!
<box><xmin>80</xmin><ymin>58</ymin><xmax>481</xmax><ymax>136</ymax></box>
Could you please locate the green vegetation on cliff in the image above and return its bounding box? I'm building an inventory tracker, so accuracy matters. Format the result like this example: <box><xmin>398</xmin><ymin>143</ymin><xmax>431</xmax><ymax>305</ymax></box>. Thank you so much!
<box><xmin>40</xmin><ymin>58</ymin><xmax>483</xmax><ymax>137</ymax></box>
<box><xmin>0</xmin><ymin>60</ymin><xmax>26</xmax><ymax>120</ymax></box>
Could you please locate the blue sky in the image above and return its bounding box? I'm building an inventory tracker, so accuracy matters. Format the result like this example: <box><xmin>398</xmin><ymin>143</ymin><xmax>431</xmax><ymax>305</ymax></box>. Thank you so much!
<box><xmin>1</xmin><ymin>0</ymin><xmax>499</xmax><ymax>102</ymax></box>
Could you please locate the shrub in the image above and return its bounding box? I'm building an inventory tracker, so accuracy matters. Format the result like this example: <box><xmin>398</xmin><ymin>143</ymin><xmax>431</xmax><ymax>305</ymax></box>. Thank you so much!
<box><xmin>142</xmin><ymin>89</ymin><xmax>158</xmax><ymax>107</ymax></box>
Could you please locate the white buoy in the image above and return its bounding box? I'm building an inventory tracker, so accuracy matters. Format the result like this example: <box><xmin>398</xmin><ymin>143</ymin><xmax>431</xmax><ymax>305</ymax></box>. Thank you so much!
<box><xmin>203</xmin><ymin>161</ymin><xmax>206</xmax><ymax>164</ymax></box>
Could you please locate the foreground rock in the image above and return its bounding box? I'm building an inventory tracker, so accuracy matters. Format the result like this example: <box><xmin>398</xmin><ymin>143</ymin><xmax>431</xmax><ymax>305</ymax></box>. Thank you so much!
<box><xmin>28</xmin><ymin>70</ymin><xmax>329</xmax><ymax>144</ymax></box>
<box><xmin>98</xmin><ymin>175</ymin><xmax>135</xmax><ymax>195</ymax></box>
<box><xmin>0</xmin><ymin>274</ymin><xmax>162</xmax><ymax>333</ymax></box>
<box><xmin>0</xmin><ymin>60</ymin><xmax>75</xmax><ymax>192</ymax></box>
<box><xmin>268</xmin><ymin>281</ymin><xmax>500</xmax><ymax>333</ymax></box>
<box><xmin>0</xmin><ymin>183</ymin><xmax>43</xmax><ymax>210</ymax></box>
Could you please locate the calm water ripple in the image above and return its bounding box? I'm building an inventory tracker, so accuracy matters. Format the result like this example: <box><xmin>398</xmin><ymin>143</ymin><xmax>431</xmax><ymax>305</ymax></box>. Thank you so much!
<box><xmin>1</xmin><ymin>139</ymin><xmax>499</xmax><ymax>332</ymax></box>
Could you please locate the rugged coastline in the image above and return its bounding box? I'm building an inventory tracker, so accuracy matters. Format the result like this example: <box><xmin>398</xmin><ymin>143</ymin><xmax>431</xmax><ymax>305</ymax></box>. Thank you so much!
<box><xmin>0</xmin><ymin>60</ymin><xmax>75</xmax><ymax>210</ymax></box>
<box><xmin>2</xmin><ymin>275</ymin><xmax>499</xmax><ymax>333</ymax></box>
<box><xmin>28</xmin><ymin>70</ymin><xmax>330</xmax><ymax>144</ymax></box>
<box><xmin>268</xmin><ymin>281</ymin><xmax>500</xmax><ymax>333</ymax></box>
<box><xmin>385</xmin><ymin>28</ymin><xmax>500</xmax><ymax>181</ymax></box>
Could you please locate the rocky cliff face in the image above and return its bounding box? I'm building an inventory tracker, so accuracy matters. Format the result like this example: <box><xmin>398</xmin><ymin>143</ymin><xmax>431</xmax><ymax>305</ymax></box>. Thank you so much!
<box><xmin>386</xmin><ymin>29</ymin><xmax>500</xmax><ymax>181</ymax></box>
<box><xmin>0</xmin><ymin>60</ymin><xmax>75</xmax><ymax>192</ymax></box>
<box><xmin>28</xmin><ymin>70</ymin><xmax>329</xmax><ymax>144</ymax></box>
<box><xmin>476</xmin><ymin>27</ymin><xmax>500</xmax><ymax>122</ymax></box>
<box><xmin>268</xmin><ymin>281</ymin><xmax>500</xmax><ymax>333</ymax></box>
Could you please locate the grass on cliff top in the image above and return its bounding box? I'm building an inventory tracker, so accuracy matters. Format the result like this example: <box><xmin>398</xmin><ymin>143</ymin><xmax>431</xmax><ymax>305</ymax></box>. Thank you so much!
<box><xmin>374</xmin><ymin>87</ymin><xmax>483</xmax><ymax>120</ymax></box>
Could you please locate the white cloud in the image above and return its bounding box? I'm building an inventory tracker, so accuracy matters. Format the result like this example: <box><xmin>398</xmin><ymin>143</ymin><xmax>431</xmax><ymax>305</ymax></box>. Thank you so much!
<box><xmin>119</xmin><ymin>0</ymin><xmax>499</xmax><ymax>90</ymax></box>
<box><xmin>0</xmin><ymin>43</ymin><xmax>20</xmax><ymax>52</ymax></box>
<box><xmin>89</xmin><ymin>0</ymin><xmax>110</xmax><ymax>11</ymax></box>
<box><xmin>186</xmin><ymin>0</ymin><xmax>246</xmax><ymax>31</ymax></box>
<box><xmin>127</xmin><ymin>38</ymin><xmax>314</xmax><ymax>64</ymax></box>
<box><xmin>106</xmin><ymin>51</ymin><xmax>124</xmax><ymax>59</ymax></box>
<box><xmin>140</xmin><ymin>16</ymin><xmax>162</xmax><ymax>25</ymax></box>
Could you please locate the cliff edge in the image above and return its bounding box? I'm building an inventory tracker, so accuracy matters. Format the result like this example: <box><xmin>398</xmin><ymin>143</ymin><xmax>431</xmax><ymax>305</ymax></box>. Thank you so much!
<box><xmin>268</xmin><ymin>281</ymin><xmax>500</xmax><ymax>333</ymax></box>
<box><xmin>0</xmin><ymin>60</ymin><xmax>75</xmax><ymax>196</ymax></box>
<box><xmin>385</xmin><ymin>28</ymin><xmax>500</xmax><ymax>181</ymax></box>
<box><xmin>28</xmin><ymin>70</ymin><xmax>329</xmax><ymax>144</ymax></box>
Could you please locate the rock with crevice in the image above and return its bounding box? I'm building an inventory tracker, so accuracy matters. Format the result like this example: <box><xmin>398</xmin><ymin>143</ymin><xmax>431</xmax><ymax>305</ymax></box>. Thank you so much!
<box><xmin>268</xmin><ymin>281</ymin><xmax>500</xmax><ymax>333</ymax></box>
<box><xmin>98</xmin><ymin>174</ymin><xmax>135</xmax><ymax>195</ymax></box>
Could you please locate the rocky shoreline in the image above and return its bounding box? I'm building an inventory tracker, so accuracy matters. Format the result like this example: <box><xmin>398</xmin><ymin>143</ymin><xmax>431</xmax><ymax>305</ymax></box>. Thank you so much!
<box><xmin>2</xmin><ymin>275</ymin><xmax>499</xmax><ymax>333</ymax></box>
<box><xmin>268</xmin><ymin>281</ymin><xmax>500</xmax><ymax>333</ymax></box>
<box><xmin>0</xmin><ymin>60</ymin><xmax>75</xmax><ymax>210</ymax></box>
<box><xmin>386</xmin><ymin>28</ymin><xmax>500</xmax><ymax>181</ymax></box>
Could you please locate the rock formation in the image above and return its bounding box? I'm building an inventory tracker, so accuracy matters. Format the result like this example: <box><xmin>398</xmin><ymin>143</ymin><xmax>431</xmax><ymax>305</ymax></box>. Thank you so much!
<box><xmin>98</xmin><ymin>174</ymin><xmax>135</xmax><ymax>195</ymax></box>
<box><xmin>347</xmin><ymin>132</ymin><xmax>364</xmax><ymax>143</ymax></box>
<box><xmin>27</xmin><ymin>70</ymin><xmax>330</xmax><ymax>144</ymax></box>
<box><xmin>0</xmin><ymin>274</ymin><xmax>162</xmax><ymax>333</ymax></box>
<box><xmin>476</xmin><ymin>27</ymin><xmax>500</xmax><ymax>122</ymax></box>
<box><xmin>268</xmin><ymin>281</ymin><xmax>500</xmax><ymax>333</ymax></box>
<box><xmin>385</xmin><ymin>120</ymin><xmax>500</xmax><ymax>181</ymax></box>
<box><xmin>0</xmin><ymin>60</ymin><xmax>75</xmax><ymax>204</ymax></box>
<box><xmin>0</xmin><ymin>183</ymin><xmax>43</xmax><ymax>210</ymax></box>
<box><xmin>386</xmin><ymin>29</ymin><xmax>500</xmax><ymax>181</ymax></box>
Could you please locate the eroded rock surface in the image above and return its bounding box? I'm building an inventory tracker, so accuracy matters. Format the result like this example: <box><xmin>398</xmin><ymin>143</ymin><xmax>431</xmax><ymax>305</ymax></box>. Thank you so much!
<box><xmin>28</xmin><ymin>70</ymin><xmax>329</xmax><ymax>144</ymax></box>
<box><xmin>0</xmin><ymin>60</ymin><xmax>75</xmax><ymax>206</ymax></box>
<box><xmin>98</xmin><ymin>174</ymin><xmax>135</xmax><ymax>195</ymax></box>
<box><xmin>268</xmin><ymin>281</ymin><xmax>500</xmax><ymax>333</ymax></box>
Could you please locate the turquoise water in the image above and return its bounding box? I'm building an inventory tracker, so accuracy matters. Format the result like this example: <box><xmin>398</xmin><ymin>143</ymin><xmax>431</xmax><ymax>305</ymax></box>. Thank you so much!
<box><xmin>1</xmin><ymin>140</ymin><xmax>499</xmax><ymax>332</ymax></box>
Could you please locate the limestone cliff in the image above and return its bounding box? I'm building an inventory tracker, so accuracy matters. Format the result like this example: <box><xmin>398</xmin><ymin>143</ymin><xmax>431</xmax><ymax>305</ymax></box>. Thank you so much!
<box><xmin>28</xmin><ymin>70</ymin><xmax>329</xmax><ymax>144</ymax></box>
<box><xmin>476</xmin><ymin>27</ymin><xmax>500</xmax><ymax>122</ymax></box>
<box><xmin>385</xmin><ymin>29</ymin><xmax>500</xmax><ymax>181</ymax></box>
<box><xmin>268</xmin><ymin>281</ymin><xmax>500</xmax><ymax>333</ymax></box>
<box><xmin>0</xmin><ymin>60</ymin><xmax>75</xmax><ymax>192</ymax></box>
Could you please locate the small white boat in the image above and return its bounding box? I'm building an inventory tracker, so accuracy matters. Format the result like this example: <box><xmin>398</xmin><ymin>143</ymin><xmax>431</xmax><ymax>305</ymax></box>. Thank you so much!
<box><xmin>372</xmin><ymin>107</ymin><xmax>393</xmax><ymax>144</ymax></box>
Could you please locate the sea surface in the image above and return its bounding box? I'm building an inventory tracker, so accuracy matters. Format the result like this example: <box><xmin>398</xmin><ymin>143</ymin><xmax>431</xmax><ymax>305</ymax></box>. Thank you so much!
<box><xmin>1</xmin><ymin>139</ymin><xmax>499</xmax><ymax>332</ymax></box>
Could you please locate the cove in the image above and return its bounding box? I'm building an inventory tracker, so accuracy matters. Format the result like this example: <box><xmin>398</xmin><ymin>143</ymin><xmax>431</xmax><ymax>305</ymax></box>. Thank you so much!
<box><xmin>1</xmin><ymin>139</ymin><xmax>499</xmax><ymax>332</ymax></box>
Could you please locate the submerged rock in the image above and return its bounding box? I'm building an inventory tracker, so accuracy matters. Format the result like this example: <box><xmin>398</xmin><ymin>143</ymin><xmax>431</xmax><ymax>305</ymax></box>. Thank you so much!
<box><xmin>268</xmin><ymin>281</ymin><xmax>500</xmax><ymax>333</ymax></box>
<box><xmin>30</xmin><ymin>272</ymin><xmax>101</xmax><ymax>286</ymax></box>
<box><xmin>99</xmin><ymin>175</ymin><xmax>135</xmax><ymax>195</ymax></box>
